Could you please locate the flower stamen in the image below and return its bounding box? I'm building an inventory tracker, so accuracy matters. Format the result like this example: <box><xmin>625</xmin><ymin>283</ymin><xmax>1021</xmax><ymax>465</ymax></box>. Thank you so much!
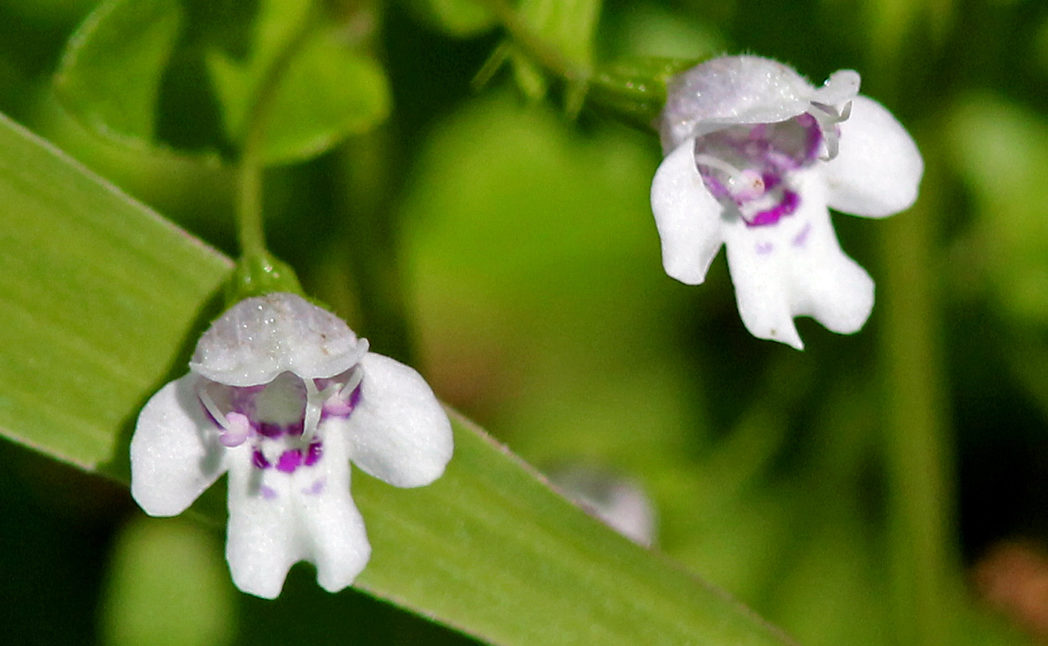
<box><xmin>693</xmin><ymin>153</ymin><xmax>766</xmax><ymax>203</ymax></box>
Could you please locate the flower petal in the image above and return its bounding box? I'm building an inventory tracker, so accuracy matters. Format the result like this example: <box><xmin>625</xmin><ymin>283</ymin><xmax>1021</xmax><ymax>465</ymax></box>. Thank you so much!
<box><xmin>191</xmin><ymin>293</ymin><xmax>369</xmax><ymax>387</ymax></box>
<box><xmin>131</xmin><ymin>374</ymin><xmax>227</xmax><ymax>516</ymax></box>
<box><xmin>723</xmin><ymin>171</ymin><xmax>874</xmax><ymax>349</ymax></box>
<box><xmin>295</xmin><ymin>431</ymin><xmax>371</xmax><ymax>593</ymax></box>
<box><xmin>723</xmin><ymin>217</ymin><xmax>805</xmax><ymax>349</ymax></box>
<box><xmin>224</xmin><ymin>430</ymin><xmax>371</xmax><ymax>598</ymax></box>
<box><xmin>811</xmin><ymin>70</ymin><xmax>861</xmax><ymax>106</ymax></box>
<box><xmin>660</xmin><ymin>56</ymin><xmax>814</xmax><ymax>150</ymax></box>
<box><xmin>346</xmin><ymin>353</ymin><xmax>453</xmax><ymax>488</ymax></box>
<box><xmin>823</xmin><ymin>95</ymin><xmax>924</xmax><ymax>217</ymax></box>
<box><xmin>225</xmin><ymin>448</ymin><xmax>299</xmax><ymax>599</ymax></box>
<box><xmin>650</xmin><ymin>140</ymin><xmax>725</xmax><ymax>285</ymax></box>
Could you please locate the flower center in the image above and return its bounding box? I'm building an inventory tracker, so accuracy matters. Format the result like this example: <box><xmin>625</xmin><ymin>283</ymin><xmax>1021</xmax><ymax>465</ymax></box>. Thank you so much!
<box><xmin>197</xmin><ymin>368</ymin><xmax>362</xmax><ymax>476</ymax></box>
<box><xmin>694</xmin><ymin>113</ymin><xmax>825</xmax><ymax>227</ymax></box>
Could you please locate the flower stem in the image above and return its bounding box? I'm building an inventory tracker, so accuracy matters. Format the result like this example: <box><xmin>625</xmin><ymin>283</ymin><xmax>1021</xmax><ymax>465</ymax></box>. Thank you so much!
<box><xmin>234</xmin><ymin>2</ymin><xmax>318</xmax><ymax>260</ymax></box>
<box><xmin>877</xmin><ymin>173</ymin><xmax>958</xmax><ymax>645</ymax></box>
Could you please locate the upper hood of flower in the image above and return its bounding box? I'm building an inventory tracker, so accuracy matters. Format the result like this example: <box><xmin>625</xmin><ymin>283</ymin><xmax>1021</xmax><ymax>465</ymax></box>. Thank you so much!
<box><xmin>659</xmin><ymin>55</ymin><xmax>860</xmax><ymax>152</ymax></box>
<box><xmin>190</xmin><ymin>293</ymin><xmax>369</xmax><ymax>387</ymax></box>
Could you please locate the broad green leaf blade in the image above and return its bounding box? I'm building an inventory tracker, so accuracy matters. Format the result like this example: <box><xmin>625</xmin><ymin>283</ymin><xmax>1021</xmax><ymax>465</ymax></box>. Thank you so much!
<box><xmin>54</xmin><ymin>0</ymin><xmax>183</xmax><ymax>143</ymax></box>
<box><xmin>0</xmin><ymin>112</ymin><xmax>794</xmax><ymax>645</ymax></box>
<box><xmin>0</xmin><ymin>114</ymin><xmax>229</xmax><ymax>474</ymax></box>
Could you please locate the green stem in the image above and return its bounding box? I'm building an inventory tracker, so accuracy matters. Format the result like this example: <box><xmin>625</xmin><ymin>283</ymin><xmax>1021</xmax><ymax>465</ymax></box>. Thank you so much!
<box><xmin>877</xmin><ymin>176</ymin><xmax>956</xmax><ymax>645</ymax></box>
<box><xmin>234</xmin><ymin>3</ymin><xmax>319</xmax><ymax>260</ymax></box>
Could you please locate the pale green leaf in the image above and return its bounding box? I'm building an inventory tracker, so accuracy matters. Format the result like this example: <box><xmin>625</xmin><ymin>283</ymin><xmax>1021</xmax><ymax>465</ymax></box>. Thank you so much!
<box><xmin>207</xmin><ymin>0</ymin><xmax>391</xmax><ymax>165</ymax></box>
<box><xmin>53</xmin><ymin>0</ymin><xmax>183</xmax><ymax>143</ymax></box>
<box><xmin>0</xmin><ymin>112</ymin><xmax>793</xmax><ymax>645</ymax></box>
<box><xmin>407</xmin><ymin>0</ymin><xmax>498</xmax><ymax>37</ymax></box>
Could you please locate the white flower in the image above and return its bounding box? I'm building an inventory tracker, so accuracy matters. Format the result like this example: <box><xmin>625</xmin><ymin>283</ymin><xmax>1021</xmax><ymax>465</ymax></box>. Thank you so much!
<box><xmin>651</xmin><ymin>55</ymin><xmax>923</xmax><ymax>348</ymax></box>
<box><xmin>130</xmin><ymin>293</ymin><xmax>453</xmax><ymax>598</ymax></box>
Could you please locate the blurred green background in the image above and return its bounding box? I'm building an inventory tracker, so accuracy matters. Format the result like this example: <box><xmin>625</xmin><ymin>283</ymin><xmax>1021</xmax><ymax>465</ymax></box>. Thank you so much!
<box><xmin>2</xmin><ymin>0</ymin><xmax>1048</xmax><ymax>644</ymax></box>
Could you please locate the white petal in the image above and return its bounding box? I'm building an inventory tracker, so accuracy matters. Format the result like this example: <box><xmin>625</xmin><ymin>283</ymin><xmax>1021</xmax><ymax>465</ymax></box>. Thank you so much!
<box><xmin>223</xmin><ymin>431</ymin><xmax>370</xmax><ymax>599</ymax></box>
<box><xmin>191</xmin><ymin>293</ymin><xmax>369</xmax><ymax>387</ymax></box>
<box><xmin>346</xmin><ymin>353</ymin><xmax>453</xmax><ymax>488</ymax></box>
<box><xmin>723</xmin><ymin>172</ymin><xmax>874</xmax><ymax>349</ymax></box>
<box><xmin>811</xmin><ymin>70</ymin><xmax>861</xmax><ymax>106</ymax></box>
<box><xmin>225</xmin><ymin>450</ymin><xmax>298</xmax><ymax>599</ymax></box>
<box><xmin>823</xmin><ymin>95</ymin><xmax>924</xmax><ymax>217</ymax></box>
<box><xmin>131</xmin><ymin>374</ymin><xmax>227</xmax><ymax>517</ymax></box>
<box><xmin>723</xmin><ymin>217</ymin><xmax>805</xmax><ymax>349</ymax></box>
<box><xmin>295</xmin><ymin>431</ymin><xmax>371</xmax><ymax>593</ymax></box>
<box><xmin>660</xmin><ymin>56</ymin><xmax>813</xmax><ymax>150</ymax></box>
<box><xmin>650</xmin><ymin>140</ymin><xmax>725</xmax><ymax>285</ymax></box>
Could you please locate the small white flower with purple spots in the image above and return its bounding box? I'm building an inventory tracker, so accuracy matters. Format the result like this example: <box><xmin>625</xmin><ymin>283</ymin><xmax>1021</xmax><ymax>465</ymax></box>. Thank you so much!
<box><xmin>651</xmin><ymin>55</ymin><xmax>923</xmax><ymax>348</ymax></box>
<box><xmin>130</xmin><ymin>293</ymin><xmax>453</xmax><ymax>598</ymax></box>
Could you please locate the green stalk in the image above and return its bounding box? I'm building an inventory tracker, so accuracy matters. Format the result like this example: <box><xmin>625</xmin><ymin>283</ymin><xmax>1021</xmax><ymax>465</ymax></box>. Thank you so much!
<box><xmin>234</xmin><ymin>3</ymin><xmax>318</xmax><ymax>260</ymax></box>
<box><xmin>877</xmin><ymin>178</ymin><xmax>957</xmax><ymax>645</ymax></box>
<box><xmin>226</xmin><ymin>3</ymin><xmax>319</xmax><ymax>302</ymax></box>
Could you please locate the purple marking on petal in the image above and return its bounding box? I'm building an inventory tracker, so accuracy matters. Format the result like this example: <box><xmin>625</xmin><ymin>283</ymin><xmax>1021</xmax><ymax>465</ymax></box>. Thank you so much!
<box><xmin>258</xmin><ymin>422</ymin><xmax>283</xmax><ymax>438</ymax></box>
<box><xmin>349</xmin><ymin>384</ymin><xmax>362</xmax><ymax>408</ymax></box>
<box><xmin>252</xmin><ymin>450</ymin><xmax>271</xmax><ymax>470</ymax></box>
<box><xmin>286</xmin><ymin>420</ymin><xmax>304</xmax><ymax>437</ymax></box>
<box><xmin>792</xmin><ymin>222</ymin><xmax>813</xmax><ymax>248</ymax></box>
<box><xmin>755</xmin><ymin>241</ymin><xmax>774</xmax><ymax>255</ymax></box>
<box><xmin>302</xmin><ymin>479</ymin><xmax>326</xmax><ymax>496</ymax></box>
<box><xmin>276</xmin><ymin>450</ymin><xmax>303</xmax><ymax>474</ymax></box>
<box><xmin>748</xmin><ymin>190</ymin><xmax>800</xmax><ymax>227</ymax></box>
<box><xmin>304</xmin><ymin>441</ymin><xmax>323</xmax><ymax>466</ymax></box>
<box><xmin>260</xmin><ymin>485</ymin><xmax>277</xmax><ymax>500</ymax></box>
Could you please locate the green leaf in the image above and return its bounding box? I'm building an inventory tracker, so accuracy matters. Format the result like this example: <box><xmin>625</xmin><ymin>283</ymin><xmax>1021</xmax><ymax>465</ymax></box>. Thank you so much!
<box><xmin>407</xmin><ymin>0</ymin><xmax>498</xmax><ymax>37</ymax></box>
<box><xmin>206</xmin><ymin>0</ymin><xmax>391</xmax><ymax>165</ymax></box>
<box><xmin>0</xmin><ymin>112</ymin><xmax>793</xmax><ymax>645</ymax></box>
<box><xmin>54</xmin><ymin>0</ymin><xmax>183</xmax><ymax>144</ymax></box>
<box><xmin>945</xmin><ymin>93</ymin><xmax>1048</xmax><ymax>328</ymax></box>
<box><xmin>510</xmin><ymin>0</ymin><xmax>601</xmax><ymax>100</ymax></box>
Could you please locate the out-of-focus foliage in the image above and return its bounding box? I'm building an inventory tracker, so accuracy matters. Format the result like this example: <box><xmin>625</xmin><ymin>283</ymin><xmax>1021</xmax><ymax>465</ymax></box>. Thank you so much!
<box><xmin>407</xmin><ymin>0</ymin><xmax>496</xmax><ymax>36</ymax></box>
<box><xmin>101</xmin><ymin>518</ymin><xmax>236</xmax><ymax>646</ymax></box>
<box><xmin>1</xmin><ymin>0</ymin><xmax>1047</xmax><ymax>644</ymax></box>
<box><xmin>54</xmin><ymin>0</ymin><xmax>390</xmax><ymax>164</ymax></box>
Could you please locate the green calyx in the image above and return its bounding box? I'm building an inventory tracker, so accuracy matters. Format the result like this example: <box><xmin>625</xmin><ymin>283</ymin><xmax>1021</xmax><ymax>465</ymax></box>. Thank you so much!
<box><xmin>587</xmin><ymin>57</ymin><xmax>700</xmax><ymax>131</ymax></box>
<box><xmin>224</xmin><ymin>252</ymin><xmax>304</xmax><ymax>304</ymax></box>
